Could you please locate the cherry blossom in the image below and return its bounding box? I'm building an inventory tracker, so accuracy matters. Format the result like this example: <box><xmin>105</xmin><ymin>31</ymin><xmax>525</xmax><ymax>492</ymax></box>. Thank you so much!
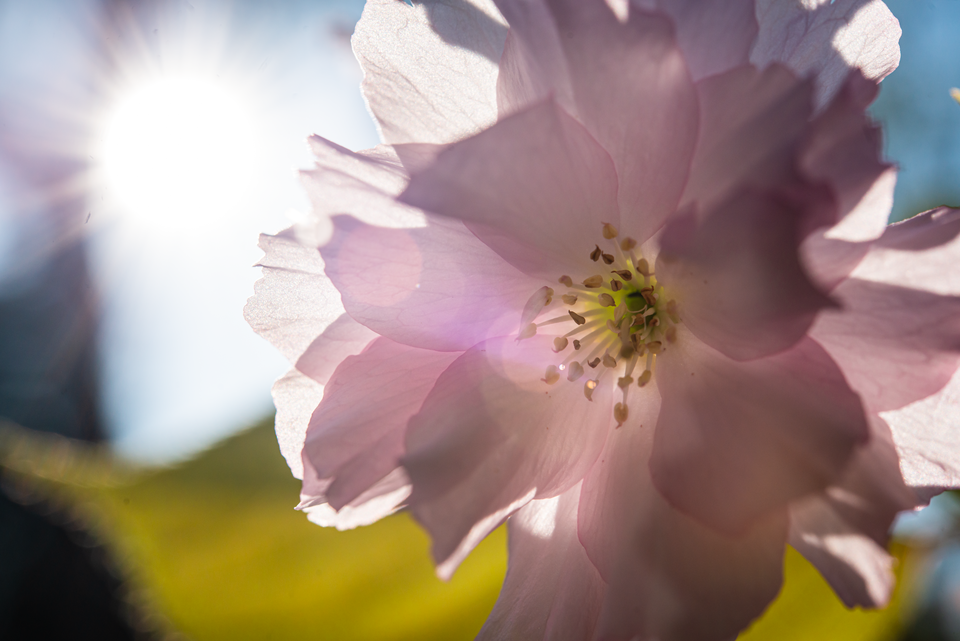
<box><xmin>246</xmin><ymin>1</ymin><xmax>960</xmax><ymax>638</ymax></box>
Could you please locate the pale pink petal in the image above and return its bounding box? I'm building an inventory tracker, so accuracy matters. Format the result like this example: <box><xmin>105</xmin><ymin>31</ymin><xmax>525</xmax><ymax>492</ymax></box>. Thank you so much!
<box><xmin>501</xmin><ymin>0</ymin><xmax>698</xmax><ymax>242</ymax></box>
<box><xmin>494</xmin><ymin>1</ymin><xmax>574</xmax><ymax>116</ymax></box>
<box><xmin>477</xmin><ymin>485</ymin><xmax>605</xmax><ymax>641</ymax></box>
<box><xmin>811</xmin><ymin>279</ymin><xmax>960</xmax><ymax>413</ymax></box>
<box><xmin>353</xmin><ymin>0</ymin><xmax>506</xmax><ymax>144</ymax></box>
<box><xmin>293</xmin><ymin>313</ymin><xmax>378</xmax><ymax>386</ymax></box>
<box><xmin>801</xmin><ymin>71</ymin><xmax>890</xmax><ymax>243</ymax></box>
<box><xmin>654</xmin><ymin>0</ymin><xmax>758</xmax><ymax>81</ymax></box>
<box><xmin>881</xmin><ymin>367</ymin><xmax>960</xmax><ymax>492</ymax></box>
<box><xmin>652</xmin><ymin>328</ymin><xmax>868</xmax><ymax>534</ymax></box>
<box><xmin>400</xmin><ymin>100</ymin><xmax>620</xmax><ymax>280</ymax></box>
<box><xmin>752</xmin><ymin>0</ymin><xmax>901</xmax><ymax>109</ymax></box>
<box><xmin>271</xmin><ymin>368</ymin><xmax>324</xmax><ymax>480</ymax></box>
<box><xmin>300</xmin><ymin>139</ymin><xmax>427</xmax><ymax>243</ymax></box>
<box><xmin>787</xmin><ymin>413</ymin><xmax>917</xmax><ymax>607</ymax></box>
<box><xmin>578</xmin><ymin>392</ymin><xmax>787</xmax><ymax>641</ymax></box>
<box><xmin>244</xmin><ymin>229</ymin><xmax>344</xmax><ymax>366</ymax></box>
<box><xmin>801</xmin><ymin>168</ymin><xmax>897</xmax><ymax>291</ymax></box>
<box><xmin>321</xmin><ymin>214</ymin><xmax>539</xmax><ymax>352</ymax></box>
<box><xmin>681</xmin><ymin>65</ymin><xmax>814</xmax><ymax>213</ymax></box>
<box><xmin>851</xmin><ymin>207</ymin><xmax>960</xmax><ymax>296</ymax></box>
<box><xmin>657</xmin><ymin>189</ymin><xmax>834</xmax><ymax>361</ymax></box>
<box><xmin>301</xmin><ymin>466</ymin><xmax>411</xmax><ymax>531</ymax></box>
<box><xmin>789</xmin><ymin>500</ymin><xmax>896</xmax><ymax>608</ymax></box>
<box><xmin>303</xmin><ymin>337</ymin><xmax>459</xmax><ymax>511</ymax></box>
<box><xmin>404</xmin><ymin>335</ymin><xmax>614</xmax><ymax>578</ymax></box>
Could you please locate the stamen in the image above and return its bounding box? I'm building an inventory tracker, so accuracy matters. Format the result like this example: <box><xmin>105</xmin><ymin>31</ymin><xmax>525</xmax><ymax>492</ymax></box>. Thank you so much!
<box><xmin>553</xmin><ymin>337</ymin><xmax>569</xmax><ymax>352</ymax></box>
<box><xmin>614</xmin><ymin>402</ymin><xmax>628</xmax><ymax>426</ymax></box>
<box><xmin>583</xmin><ymin>275</ymin><xmax>604</xmax><ymax>288</ymax></box>
<box><xmin>588</xmin><ymin>357</ymin><xmax>601</xmax><ymax>368</ymax></box>
<box><xmin>602</xmin><ymin>354</ymin><xmax>617</xmax><ymax>368</ymax></box>
<box><xmin>564</xmin><ymin>318</ymin><xmax>606</xmax><ymax>338</ymax></box>
<box><xmin>569</xmin><ymin>311</ymin><xmax>587</xmax><ymax>325</ymax></box>
<box><xmin>637</xmin><ymin>370</ymin><xmax>652</xmax><ymax>387</ymax></box>
<box><xmin>542</xmin><ymin>365</ymin><xmax>560</xmax><ymax>385</ymax></box>
<box><xmin>602</xmin><ymin>222</ymin><xmax>619</xmax><ymax>239</ymax></box>
<box><xmin>562</xmin><ymin>294</ymin><xmax>578</xmax><ymax>305</ymax></box>
<box><xmin>610</xmin><ymin>280</ymin><xmax>623</xmax><ymax>292</ymax></box>
<box><xmin>648</xmin><ymin>341</ymin><xmax>663</xmax><ymax>355</ymax></box>
<box><xmin>636</xmin><ymin>258</ymin><xmax>650</xmax><ymax>277</ymax></box>
<box><xmin>518</xmin><ymin>323</ymin><xmax>537</xmax><ymax>340</ymax></box>
<box><xmin>567</xmin><ymin>361</ymin><xmax>585</xmax><ymax>382</ymax></box>
<box><xmin>590</xmin><ymin>245</ymin><xmax>602</xmax><ymax>262</ymax></box>
<box><xmin>611</xmin><ymin>269</ymin><xmax>633</xmax><ymax>281</ymax></box>
<box><xmin>601</xmin><ymin>253</ymin><xmax>615</xmax><ymax>265</ymax></box>
<box><xmin>620</xmin><ymin>237</ymin><xmax>637</xmax><ymax>251</ymax></box>
<box><xmin>617</xmin><ymin>376</ymin><xmax>633</xmax><ymax>389</ymax></box>
<box><xmin>559</xmin><ymin>275</ymin><xmax>573</xmax><ymax>287</ymax></box>
<box><xmin>573</xmin><ymin>339</ymin><xmax>581</xmax><ymax>350</ymax></box>
<box><xmin>598</xmin><ymin>293</ymin><xmax>615</xmax><ymax>307</ymax></box>
<box><xmin>614</xmin><ymin>302</ymin><xmax>627</xmax><ymax>324</ymax></box>
<box><xmin>584</xmin><ymin>379</ymin><xmax>598</xmax><ymax>401</ymax></box>
<box><xmin>665</xmin><ymin>326</ymin><xmax>677</xmax><ymax>343</ymax></box>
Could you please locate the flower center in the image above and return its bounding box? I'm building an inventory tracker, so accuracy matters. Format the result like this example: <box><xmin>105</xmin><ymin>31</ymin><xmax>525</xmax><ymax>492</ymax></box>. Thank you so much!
<box><xmin>519</xmin><ymin>223</ymin><xmax>681</xmax><ymax>426</ymax></box>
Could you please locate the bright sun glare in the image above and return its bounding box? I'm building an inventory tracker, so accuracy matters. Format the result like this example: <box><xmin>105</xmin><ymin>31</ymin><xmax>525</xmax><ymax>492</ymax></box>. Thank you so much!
<box><xmin>102</xmin><ymin>76</ymin><xmax>257</xmax><ymax>226</ymax></box>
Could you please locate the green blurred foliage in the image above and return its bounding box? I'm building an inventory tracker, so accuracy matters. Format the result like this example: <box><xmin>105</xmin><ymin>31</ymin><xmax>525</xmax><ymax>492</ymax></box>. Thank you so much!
<box><xmin>0</xmin><ymin>420</ymin><xmax>928</xmax><ymax>640</ymax></box>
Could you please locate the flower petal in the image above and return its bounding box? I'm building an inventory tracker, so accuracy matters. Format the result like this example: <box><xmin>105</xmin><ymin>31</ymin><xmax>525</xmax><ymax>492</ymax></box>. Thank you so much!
<box><xmin>881</xmin><ymin>366</ymin><xmax>960</xmax><ymax>493</ymax></box>
<box><xmin>789</xmin><ymin>501</ymin><xmax>896</xmax><ymax>608</ymax></box>
<box><xmin>301</xmin><ymin>466</ymin><xmax>411</xmax><ymax>531</ymax></box>
<box><xmin>654</xmin><ymin>0</ymin><xmax>758</xmax><ymax>81</ymax></box>
<box><xmin>353</xmin><ymin>0</ymin><xmax>506</xmax><ymax>144</ymax></box>
<box><xmin>752</xmin><ymin>0</ymin><xmax>901</xmax><ymax>109</ymax></box>
<box><xmin>245</xmin><ymin>229</ymin><xmax>344</xmax><ymax>367</ymax></box>
<box><xmin>293</xmin><ymin>313</ymin><xmax>378</xmax><ymax>386</ymax></box>
<box><xmin>321</xmin><ymin>214</ymin><xmax>539</xmax><ymax>352</ymax></box>
<box><xmin>652</xmin><ymin>329</ymin><xmax>869</xmax><ymax>534</ymax></box>
<box><xmin>789</xmin><ymin>415</ymin><xmax>916</xmax><ymax>607</ymax></box>
<box><xmin>657</xmin><ymin>189</ymin><xmax>835</xmax><ymax>362</ymax></box>
<box><xmin>403</xmin><ymin>335</ymin><xmax>614</xmax><ymax>578</ymax></box>
<box><xmin>498</xmin><ymin>0</ymin><xmax>699</xmax><ymax>242</ymax></box>
<box><xmin>811</xmin><ymin>279</ymin><xmax>960</xmax><ymax>413</ymax></box>
<box><xmin>578</xmin><ymin>393</ymin><xmax>787</xmax><ymax>641</ymax></box>
<box><xmin>681</xmin><ymin>64</ymin><xmax>814</xmax><ymax>214</ymax></box>
<box><xmin>303</xmin><ymin>337</ymin><xmax>459</xmax><ymax>512</ymax></box>
<box><xmin>852</xmin><ymin>206</ymin><xmax>960</xmax><ymax>296</ymax></box>
<box><xmin>477</xmin><ymin>485</ymin><xmax>605</xmax><ymax>641</ymax></box>
<box><xmin>400</xmin><ymin>100</ymin><xmax>620</xmax><ymax>280</ymax></box>
<box><xmin>271</xmin><ymin>368</ymin><xmax>324</xmax><ymax>480</ymax></box>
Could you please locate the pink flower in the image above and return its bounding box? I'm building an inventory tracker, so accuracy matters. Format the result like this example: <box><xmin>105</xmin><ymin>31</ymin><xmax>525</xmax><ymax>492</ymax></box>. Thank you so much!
<box><xmin>246</xmin><ymin>0</ymin><xmax>960</xmax><ymax>638</ymax></box>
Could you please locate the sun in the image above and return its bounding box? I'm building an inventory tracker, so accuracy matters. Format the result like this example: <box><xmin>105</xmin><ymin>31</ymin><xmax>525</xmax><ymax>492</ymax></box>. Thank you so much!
<box><xmin>101</xmin><ymin>76</ymin><xmax>258</xmax><ymax>227</ymax></box>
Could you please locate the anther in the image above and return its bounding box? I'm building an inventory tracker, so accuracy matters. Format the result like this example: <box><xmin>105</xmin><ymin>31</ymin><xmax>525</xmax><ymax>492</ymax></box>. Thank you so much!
<box><xmin>544</xmin><ymin>287</ymin><xmax>554</xmax><ymax>305</ymax></box>
<box><xmin>610</xmin><ymin>280</ymin><xmax>623</xmax><ymax>292</ymax></box>
<box><xmin>602</xmin><ymin>354</ymin><xmax>617</xmax><ymax>368</ymax></box>
<box><xmin>665</xmin><ymin>326</ymin><xmax>677</xmax><ymax>343</ymax></box>
<box><xmin>602</xmin><ymin>253</ymin><xmax>615</xmax><ymax>265</ymax></box>
<box><xmin>573</xmin><ymin>339</ymin><xmax>582</xmax><ymax>350</ymax></box>
<box><xmin>583</xmin><ymin>275</ymin><xmax>604</xmax><ymax>288</ymax></box>
<box><xmin>620</xmin><ymin>237</ymin><xmax>637</xmax><ymax>251</ymax></box>
<box><xmin>518</xmin><ymin>323</ymin><xmax>537</xmax><ymax>340</ymax></box>
<box><xmin>590</xmin><ymin>245</ymin><xmax>602</xmax><ymax>262</ymax></box>
<box><xmin>569</xmin><ymin>311</ymin><xmax>586</xmax><ymax>325</ymax></box>
<box><xmin>542</xmin><ymin>365</ymin><xmax>560</xmax><ymax>385</ymax></box>
<box><xmin>588</xmin><ymin>357</ymin><xmax>601</xmax><ymax>368</ymax></box>
<box><xmin>602</xmin><ymin>222</ymin><xmax>619</xmax><ymax>239</ymax></box>
<box><xmin>567</xmin><ymin>361</ymin><xmax>585</xmax><ymax>382</ymax></box>
<box><xmin>637</xmin><ymin>259</ymin><xmax>650</xmax><ymax>277</ymax></box>
<box><xmin>606</xmin><ymin>320</ymin><xmax>620</xmax><ymax>332</ymax></box>
<box><xmin>598</xmin><ymin>293</ymin><xmax>615</xmax><ymax>307</ymax></box>
<box><xmin>562</xmin><ymin>294</ymin><xmax>578</xmax><ymax>305</ymax></box>
<box><xmin>666</xmin><ymin>299</ymin><xmax>680</xmax><ymax>323</ymax></box>
<box><xmin>648</xmin><ymin>341</ymin><xmax>664</xmax><ymax>355</ymax></box>
<box><xmin>614</xmin><ymin>402</ymin><xmax>628</xmax><ymax>426</ymax></box>
<box><xmin>611</xmin><ymin>270</ymin><xmax>633</xmax><ymax>281</ymax></box>
<box><xmin>617</xmin><ymin>376</ymin><xmax>634</xmax><ymax>389</ymax></box>
<box><xmin>637</xmin><ymin>370</ymin><xmax>652</xmax><ymax>387</ymax></box>
<box><xmin>614</xmin><ymin>302</ymin><xmax>627</xmax><ymax>324</ymax></box>
<box><xmin>553</xmin><ymin>337</ymin><xmax>569</xmax><ymax>352</ymax></box>
<box><xmin>559</xmin><ymin>275</ymin><xmax>573</xmax><ymax>287</ymax></box>
<box><xmin>584</xmin><ymin>379</ymin><xmax>598</xmax><ymax>401</ymax></box>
